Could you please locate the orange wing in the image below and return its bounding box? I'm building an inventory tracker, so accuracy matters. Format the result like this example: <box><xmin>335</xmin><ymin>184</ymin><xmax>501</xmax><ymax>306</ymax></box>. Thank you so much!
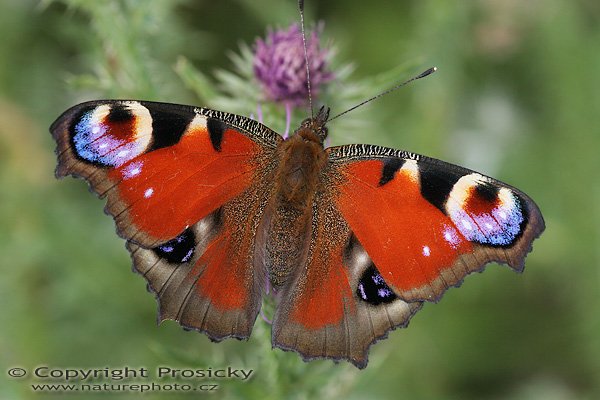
<box><xmin>327</xmin><ymin>144</ymin><xmax>545</xmax><ymax>302</ymax></box>
<box><xmin>51</xmin><ymin>100</ymin><xmax>281</xmax><ymax>339</ymax></box>
<box><xmin>271</xmin><ymin>179</ymin><xmax>422</xmax><ymax>368</ymax></box>
<box><xmin>272</xmin><ymin>143</ymin><xmax>543</xmax><ymax>368</ymax></box>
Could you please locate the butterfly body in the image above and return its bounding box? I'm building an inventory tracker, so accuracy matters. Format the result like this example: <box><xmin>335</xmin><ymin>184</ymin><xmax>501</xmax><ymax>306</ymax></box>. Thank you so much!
<box><xmin>51</xmin><ymin>100</ymin><xmax>544</xmax><ymax>368</ymax></box>
<box><xmin>264</xmin><ymin>107</ymin><xmax>329</xmax><ymax>287</ymax></box>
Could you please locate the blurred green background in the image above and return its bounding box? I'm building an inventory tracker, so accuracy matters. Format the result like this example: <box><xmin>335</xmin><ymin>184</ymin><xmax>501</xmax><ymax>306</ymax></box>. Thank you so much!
<box><xmin>1</xmin><ymin>0</ymin><xmax>598</xmax><ymax>399</ymax></box>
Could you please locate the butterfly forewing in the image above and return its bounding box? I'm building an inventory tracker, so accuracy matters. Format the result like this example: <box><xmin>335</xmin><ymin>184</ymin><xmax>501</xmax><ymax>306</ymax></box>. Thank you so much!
<box><xmin>51</xmin><ymin>100</ymin><xmax>280</xmax><ymax>246</ymax></box>
<box><xmin>51</xmin><ymin>100</ymin><xmax>281</xmax><ymax>340</ymax></box>
<box><xmin>327</xmin><ymin>144</ymin><xmax>545</xmax><ymax>302</ymax></box>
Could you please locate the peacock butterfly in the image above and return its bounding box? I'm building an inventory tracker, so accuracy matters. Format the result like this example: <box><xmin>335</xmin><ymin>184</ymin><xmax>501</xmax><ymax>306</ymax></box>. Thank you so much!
<box><xmin>49</xmin><ymin>7</ymin><xmax>544</xmax><ymax>370</ymax></box>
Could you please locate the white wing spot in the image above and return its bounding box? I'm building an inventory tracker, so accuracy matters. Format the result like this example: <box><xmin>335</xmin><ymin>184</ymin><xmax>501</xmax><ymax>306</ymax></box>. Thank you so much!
<box><xmin>355</xmin><ymin>251</ymin><xmax>370</xmax><ymax>268</ymax></box>
<box><xmin>442</xmin><ymin>225</ymin><xmax>461</xmax><ymax>249</ymax></box>
<box><xmin>461</xmin><ymin>219</ymin><xmax>473</xmax><ymax>230</ymax></box>
<box><xmin>122</xmin><ymin>161</ymin><xmax>143</xmax><ymax>179</ymax></box>
<box><xmin>117</xmin><ymin>149</ymin><xmax>130</xmax><ymax>158</ymax></box>
<box><xmin>422</xmin><ymin>246</ymin><xmax>431</xmax><ymax>257</ymax></box>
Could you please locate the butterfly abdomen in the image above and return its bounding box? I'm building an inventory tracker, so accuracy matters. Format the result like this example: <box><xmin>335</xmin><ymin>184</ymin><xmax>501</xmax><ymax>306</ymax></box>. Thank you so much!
<box><xmin>261</xmin><ymin>131</ymin><xmax>328</xmax><ymax>287</ymax></box>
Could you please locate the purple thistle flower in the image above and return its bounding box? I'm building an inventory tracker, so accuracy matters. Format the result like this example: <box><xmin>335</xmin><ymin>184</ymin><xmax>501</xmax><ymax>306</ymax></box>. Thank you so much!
<box><xmin>253</xmin><ymin>23</ymin><xmax>334</xmax><ymax>108</ymax></box>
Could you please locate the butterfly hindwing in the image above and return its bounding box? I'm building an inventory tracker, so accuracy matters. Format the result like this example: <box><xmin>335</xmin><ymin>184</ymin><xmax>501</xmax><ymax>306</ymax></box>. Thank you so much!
<box><xmin>271</xmin><ymin>162</ymin><xmax>423</xmax><ymax>368</ymax></box>
<box><xmin>128</xmin><ymin>181</ymin><xmax>273</xmax><ymax>340</ymax></box>
<box><xmin>327</xmin><ymin>144</ymin><xmax>545</xmax><ymax>302</ymax></box>
<box><xmin>51</xmin><ymin>100</ymin><xmax>282</xmax><ymax>339</ymax></box>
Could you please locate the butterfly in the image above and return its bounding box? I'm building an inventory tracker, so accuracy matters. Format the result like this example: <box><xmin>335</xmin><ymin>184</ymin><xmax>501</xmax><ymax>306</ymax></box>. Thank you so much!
<box><xmin>50</xmin><ymin>97</ymin><xmax>544</xmax><ymax>368</ymax></box>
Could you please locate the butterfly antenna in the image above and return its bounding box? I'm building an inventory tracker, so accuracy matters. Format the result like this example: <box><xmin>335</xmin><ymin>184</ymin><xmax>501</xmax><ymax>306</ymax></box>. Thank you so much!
<box><xmin>298</xmin><ymin>0</ymin><xmax>314</xmax><ymax>119</ymax></box>
<box><xmin>327</xmin><ymin>67</ymin><xmax>437</xmax><ymax>122</ymax></box>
